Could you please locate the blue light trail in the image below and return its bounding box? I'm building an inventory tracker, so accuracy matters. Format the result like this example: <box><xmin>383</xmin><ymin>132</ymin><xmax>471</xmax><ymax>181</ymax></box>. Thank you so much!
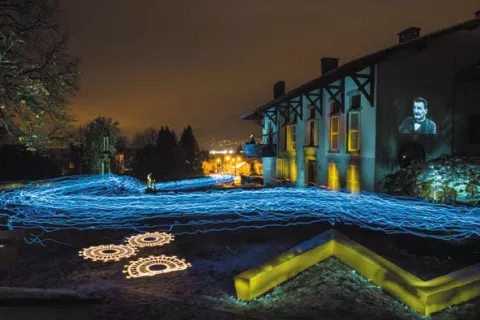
<box><xmin>0</xmin><ymin>174</ymin><xmax>479</xmax><ymax>242</ymax></box>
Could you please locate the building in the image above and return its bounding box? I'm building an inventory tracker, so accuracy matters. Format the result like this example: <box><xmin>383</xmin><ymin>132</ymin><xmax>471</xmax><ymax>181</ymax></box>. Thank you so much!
<box><xmin>242</xmin><ymin>12</ymin><xmax>480</xmax><ymax>192</ymax></box>
<box><xmin>202</xmin><ymin>149</ymin><xmax>263</xmax><ymax>177</ymax></box>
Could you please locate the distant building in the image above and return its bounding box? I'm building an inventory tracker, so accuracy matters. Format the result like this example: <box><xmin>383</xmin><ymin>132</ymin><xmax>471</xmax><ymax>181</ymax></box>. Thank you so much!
<box><xmin>242</xmin><ymin>13</ymin><xmax>480</xmax><ymax>192</ymax></box>
<box><xmin>203</xmin><ymin>149</ymin><xmax>262</xmax><ymax>177</ymax></box>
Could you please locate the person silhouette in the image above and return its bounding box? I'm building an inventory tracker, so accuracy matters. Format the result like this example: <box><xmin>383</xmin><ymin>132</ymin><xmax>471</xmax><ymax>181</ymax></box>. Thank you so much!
<box><xmin>147</xmin><ymin>173</ymin><xmax>153</xmax><ymax>189</ymax></box>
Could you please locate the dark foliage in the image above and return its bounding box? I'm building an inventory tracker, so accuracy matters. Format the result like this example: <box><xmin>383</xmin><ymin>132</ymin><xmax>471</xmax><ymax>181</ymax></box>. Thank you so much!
<box><xmin>0</xmin><ymin>0</ymin><xmax>80</xmax><ymax>149</ymax></box>
<box><xmin>132</xmin><ymin>126</ymin><xmax>184</xmax><ymax>181</ymax></box>
<box><xmin>132</xmin><ymin>125</ymin><xmax>204</xmax><ymax>182</ymax></box>
<box><xmin>0</xmin><ymin>144</ymin><xmax>61</xmax><ymax>180</ymax></box>
<box><xmin>382</xmin><ymin>155</ymin><xmax>479</xmax><ymax>204</ymax></box>
<box><xmin>179</xmin><ymin>125</ymin><xmax>203</xmax><ymax>178</ymax></box>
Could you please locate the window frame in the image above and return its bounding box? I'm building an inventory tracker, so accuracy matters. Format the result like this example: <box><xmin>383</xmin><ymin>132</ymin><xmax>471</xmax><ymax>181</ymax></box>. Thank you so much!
<box><xmin>330</xmin><ymin>115</ymin><xmax>340</xmax><ymax>152</ymax></box>
<box><xmin>305</xmin><ymin>119</ymin><xmax>318</xmax><ymax>147</ymax></box>
<box><xmin>350</xmin><ymin>94</ymin><xmax>361</xmax><ymax>110</ymax></box>
<box><xmin>347</xmin><ymin>111</ymin><xmax>360</xmax><ymax>153</ymax></box>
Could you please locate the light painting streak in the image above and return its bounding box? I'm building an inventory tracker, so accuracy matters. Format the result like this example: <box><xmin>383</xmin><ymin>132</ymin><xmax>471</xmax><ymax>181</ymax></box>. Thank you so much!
<box><xmin>0</xmin><ymin>175</ymin><xmax>479</xmax><ymax>242</ymax></box>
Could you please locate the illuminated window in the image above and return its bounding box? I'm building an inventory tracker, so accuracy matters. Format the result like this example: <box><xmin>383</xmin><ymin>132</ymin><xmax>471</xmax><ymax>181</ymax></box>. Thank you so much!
<box><xmin>347</xmin><ymin>164</ymin><xmax>360</xmax><ymax>193</ymax></box>
<box><xmin>348</xmin><ymin>112</ymin><xmax>360</xmax><ymax>152</ymax></box>
<box><xmin>305</xmin><ymin>120</ymin><xmax>317</xmax><ymax>146</ymax></box>
<box><xmin>328</xmin><ymin>162</ymin><xmax>339</xmax><ymax>191</ymax></box>
<box><xmin>330</xmin><ymin>115</ymin><xmax>340</xmax><ymax>151</ymax></box>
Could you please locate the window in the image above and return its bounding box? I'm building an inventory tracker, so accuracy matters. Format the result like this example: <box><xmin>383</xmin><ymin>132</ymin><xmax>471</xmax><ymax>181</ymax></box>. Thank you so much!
<box><xmin>348</xmin><ymin>112</ymin><xmax>360</xmax><ymax>153</ymax></box>
<box><xmin>282</xmin><ymin>126</ymin><xmax>287</xmax><ymax>151</ymax></box>
<box><xmin>347</xmin><ymin>164</ymin><xmax>360</xmax><ymax>193</ymax></box>
<box><xmin>330</xmin><ymin>115</ymin><xmax>340</xmax><ymax>151</ymax></box>
<box><xmin>308</xmin><ymin>105</ymin><xmax>316</xmax><ymax>119</ymax></box>
<box><xmin>305</xmin><ymin>120</ymin><xmax>317</xmax><ymax>146</ymax></box>
<box><xmin>351</xmin><ymin>94</ymin><xmax>361</xmax><ymax>110</ymax></box>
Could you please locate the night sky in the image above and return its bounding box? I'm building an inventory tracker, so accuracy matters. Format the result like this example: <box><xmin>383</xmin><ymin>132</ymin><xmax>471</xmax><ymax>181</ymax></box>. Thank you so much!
<box><xmin>59</xmin><ymin>0</ymin><xmax>479</xmax><ymax>148</ymax></box>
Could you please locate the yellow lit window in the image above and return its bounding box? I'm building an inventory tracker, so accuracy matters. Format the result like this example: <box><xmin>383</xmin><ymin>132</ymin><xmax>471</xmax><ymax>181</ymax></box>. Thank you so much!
<box><xmin>328</xmin><ymin>162</ymin><xmax>339</xmax><ymax>191</ymax></box>
<box><xmin>330</xmin><ymin>116</ymin><xmax>340</xmax><ymax>151</ymax></box>
<box><xmin>348</xmin><ymin>112</ymin><xmax>360</xmax><ymax>153</ymax></box>
<box><xmin>291</xmin><ymin>125</ymin><xmax>296</xmax><ymax>150</ymax></box>
<box><xmin>347</xmin><ymin>164</ymin><xmax>360</xmax><ymax>193</ymax></box>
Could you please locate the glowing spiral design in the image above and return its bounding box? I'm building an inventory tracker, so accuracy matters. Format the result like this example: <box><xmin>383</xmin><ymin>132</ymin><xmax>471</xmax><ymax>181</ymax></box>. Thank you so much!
<box><xmin>79</xmin><ymin>244</ymin><xmax>138</xmax><ymax>262</ymax></box>
<box><xmin>123</xmin><ymin>255</ymin><xmax>192</xmax><ymax>279</ymax></box>
<box><xmin>125</xmin><ymin>232</ymin><xmax>174</xmax><ymax>248</ymax></box>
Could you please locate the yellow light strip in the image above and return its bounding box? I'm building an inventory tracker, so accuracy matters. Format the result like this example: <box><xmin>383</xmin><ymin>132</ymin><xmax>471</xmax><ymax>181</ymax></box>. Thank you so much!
<box><xmin>234</xmin><ymin>229</ymin><xmax>480</xmax><ymax>315</ymax></box>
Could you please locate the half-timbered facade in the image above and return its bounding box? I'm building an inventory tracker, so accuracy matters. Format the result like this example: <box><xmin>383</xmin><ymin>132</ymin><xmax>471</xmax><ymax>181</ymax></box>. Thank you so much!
<box><xmin>242</xmin><ymin>13</ymin><xmax>480</xmax><ymax>192</ymax></box>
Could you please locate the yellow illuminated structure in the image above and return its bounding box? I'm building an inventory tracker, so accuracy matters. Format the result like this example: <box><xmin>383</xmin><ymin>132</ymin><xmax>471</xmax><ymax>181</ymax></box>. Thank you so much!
<box><xmin>346</xmin><ymin>164</ymin><xmax>360</xmax><ymax>193</ymax></box>
<box><xmin>234</xmin><ymin>229</ymin><xmax>480</xmax><ymax>316</ymax></box>
<box><xmin>123</xmin><ymin>255</ymin><xmax>192</xmax><ymax>279</ymax></box>
<box><xmin>328</xmin><ymin>162</ymin><xmax>339</xmax><ymax>190</ymax></box>
<box><xmin>79</xmin><ymin>244</ymin><xmax>137</xmax><ymax>262</ymax></box>
<box><xmin>125</xmin><ymin>232</ymin><xmax>174</xmax><ymax>248</ymax></box>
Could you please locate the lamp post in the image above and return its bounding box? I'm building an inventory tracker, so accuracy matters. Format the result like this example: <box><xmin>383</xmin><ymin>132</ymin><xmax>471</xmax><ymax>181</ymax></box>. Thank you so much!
<box><xmin>102</xmin><ymin>134</ymin><xmax>111</xmax><ymax>176</ymax></box>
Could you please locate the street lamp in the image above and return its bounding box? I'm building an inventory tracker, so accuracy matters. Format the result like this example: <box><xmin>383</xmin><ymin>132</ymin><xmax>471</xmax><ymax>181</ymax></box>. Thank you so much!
<box><xmin>102</xmin><ymin>134</ymin><xmax>111</xmax><ymax>176</ymax></box>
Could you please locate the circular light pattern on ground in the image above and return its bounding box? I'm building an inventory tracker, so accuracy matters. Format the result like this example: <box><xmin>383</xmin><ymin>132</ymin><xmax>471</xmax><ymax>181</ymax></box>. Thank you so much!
<box><xmin>123</xmin><ymin>255</ymin><xmax>192</xmax><ymax>279</ymax></box>
<box><xmin>125</xmin><ymin>232</ymin><xmax>175</xmax><ymax>248</ymax></box>
<box><xmin>79</xmin><ymin>244</ymin><xmax>138</xmax><ymax>262</ymax></box>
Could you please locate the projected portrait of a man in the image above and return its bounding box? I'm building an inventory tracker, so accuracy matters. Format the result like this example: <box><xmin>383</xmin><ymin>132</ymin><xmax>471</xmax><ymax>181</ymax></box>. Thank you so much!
<box><xmin>398</xmin><ymin>97</ymin><xmax>436</xmax><ymax>135</ymax></box>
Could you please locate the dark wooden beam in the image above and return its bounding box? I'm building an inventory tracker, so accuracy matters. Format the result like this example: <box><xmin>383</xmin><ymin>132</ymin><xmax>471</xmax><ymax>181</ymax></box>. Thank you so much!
<box><xmin>350</xmin><ymin>66</ymin><xmax>375</xmax><ymax>107</ymax></box>
<box><xmin>324</xmin><ymin>79</ymin><xmax>344</xmax><ymax>113</ymax></box>
<box><xmin>264</xmin><ymin>108</ymin><xmax>277</xmax><ymax>125</ymax></box>
<box><xmin>288</xmin><ymin>99</ymin><xmax>303</xmax><ymax>121</ymax></box>
<box><xmin>252</xmin><ymin>114</ymin><xmax>263</xmax><ymax>127</ymax></box>
<box><xmin>305</xmin><ymin>90</ymin><xmax>323</xmax><ymax>116</ymax></box>
<box><xmin>278</xmin><ymin>103</ymin><xmax>290</xmax><ymax>126</ymax></box>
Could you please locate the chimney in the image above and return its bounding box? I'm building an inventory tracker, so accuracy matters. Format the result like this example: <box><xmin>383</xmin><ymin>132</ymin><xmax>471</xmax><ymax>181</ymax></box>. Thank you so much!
<box><xmin>273</xmin><ymin>81</ymin><xmax>285</xmax><ymax>99</ymax></box>
<box><xmin>321</xmin><ymin>57</ymin><xmax>339</xmax><ymax>74</ymax></box>
<box><xmin>475</xmin><ymin>10</ymin><xmax>480</xmax><ymax>18</ymax></box>
<box><xmin>398</xmin><ymin>27</ymin><xmax>421</xmax><ymax>44</ymax></box>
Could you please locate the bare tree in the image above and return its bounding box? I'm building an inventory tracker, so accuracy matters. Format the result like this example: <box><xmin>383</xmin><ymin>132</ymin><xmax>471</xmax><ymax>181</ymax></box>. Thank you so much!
<box><xmin>0</xmin><ymin>0</ymin><xmax>79</xmax><ymax>150</ymax></box>
<box><xmin>131</xmin><ymin>127</ymin><xmax>158</xmax><ymax>149</ymax></box>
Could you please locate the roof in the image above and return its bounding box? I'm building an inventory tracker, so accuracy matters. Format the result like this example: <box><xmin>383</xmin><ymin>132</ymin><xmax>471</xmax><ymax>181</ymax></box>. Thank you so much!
<box><xmin>242</xmin><ymin>17</ymin><xmax>480</xmax><ymax>120</ymax></box>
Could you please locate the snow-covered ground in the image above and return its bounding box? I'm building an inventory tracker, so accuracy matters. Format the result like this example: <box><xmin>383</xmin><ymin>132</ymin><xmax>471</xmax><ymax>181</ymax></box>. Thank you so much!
<box><xmin>0</xmin><ymin>224</ymin><xmax>478</xmax><ymax>320</ymax></box>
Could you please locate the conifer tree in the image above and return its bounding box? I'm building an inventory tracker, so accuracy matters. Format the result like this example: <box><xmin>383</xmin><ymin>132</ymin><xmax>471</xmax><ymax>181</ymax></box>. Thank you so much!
<box><xmin>179</xmin><ymin>125</ymin><xmax>203</xmax><ymax>177</ymax></box>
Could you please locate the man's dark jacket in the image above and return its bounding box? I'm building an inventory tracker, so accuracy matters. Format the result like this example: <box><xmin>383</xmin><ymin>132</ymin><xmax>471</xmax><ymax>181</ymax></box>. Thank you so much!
<box><xmin>398</xmin><ymin>117</ymin><xmax>436</xmax><ymax>135</ymax></box>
